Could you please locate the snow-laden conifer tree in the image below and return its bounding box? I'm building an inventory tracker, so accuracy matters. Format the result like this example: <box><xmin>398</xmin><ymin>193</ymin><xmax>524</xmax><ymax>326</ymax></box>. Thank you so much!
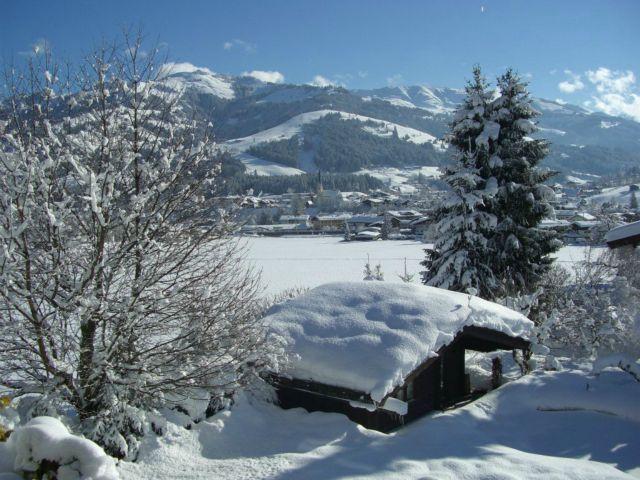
<box><xmin>421</xmin><ymin>67</ymin><xmax>499</xmax><ymax>298</ymax></box>
<box><xmin>486</xmin><ymin>70</ymin><xmax>561</xmax><ymax>297</ymax></box>
<box><xmin>0</xmin><ymin>35</ymin><xmax>272</xmax><ymax>458</ymax></box>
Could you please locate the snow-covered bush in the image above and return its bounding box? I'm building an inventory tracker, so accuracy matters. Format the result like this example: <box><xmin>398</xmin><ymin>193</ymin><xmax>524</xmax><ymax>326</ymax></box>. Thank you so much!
<box><xmin>538</xmin><ymin>249</ymin><xmax>640</xmax><ymax>360</ymax></box>
<box><xmin>0</xmin><ymin>34</ymin><xmax>273</xmax><ymax>458</ymax></box>
<box><xmin>8</xmin><ymin>416</ymin><xmax>119</xmax><ymax>480</ymax></box>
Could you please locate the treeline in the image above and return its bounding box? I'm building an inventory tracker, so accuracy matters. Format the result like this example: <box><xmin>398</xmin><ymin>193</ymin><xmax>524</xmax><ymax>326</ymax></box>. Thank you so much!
<box><xmin>248</xmin><ymin>136</ymin><xmax>301</xmax><ymax>168</ymax></box>
<box><xmin>302</xmin><ymin>114</ymin><xmax>447</xmax><ymax>172</ymax></box>
<box><xmin>220</xmin><ymin>171</ymin><xmax>385</xmax><ymax>195</ymax></box>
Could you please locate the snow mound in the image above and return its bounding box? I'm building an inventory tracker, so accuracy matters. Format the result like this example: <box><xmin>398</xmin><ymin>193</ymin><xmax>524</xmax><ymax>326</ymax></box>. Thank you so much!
<box><xmin>265</xmin><ymin>281</ymin><xmax>532</xmax><ymax>401</ymax></box>
<box><xmin>8</xmin><ymin>416</ymin><xmax>119</xmax><ymax>480</ymax></box>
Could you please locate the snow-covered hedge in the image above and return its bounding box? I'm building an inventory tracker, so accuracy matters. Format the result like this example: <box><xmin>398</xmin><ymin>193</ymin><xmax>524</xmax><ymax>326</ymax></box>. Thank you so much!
<box><xmin>7</xmin><ymin>416</ymin><xmax>119</xmax><ymax>480</ymax></box>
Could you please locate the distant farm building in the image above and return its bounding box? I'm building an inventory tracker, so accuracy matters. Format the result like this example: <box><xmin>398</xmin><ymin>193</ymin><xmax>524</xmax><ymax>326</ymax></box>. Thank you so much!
<box><xmin>264</xmin><ymin>282</ymin><xmax>531</xmax><ymax>432</ymax></box>
<box><xmin>606</xmin><ymin>220</ymin><xmax>640</xmax><ymax>249</ymax></box>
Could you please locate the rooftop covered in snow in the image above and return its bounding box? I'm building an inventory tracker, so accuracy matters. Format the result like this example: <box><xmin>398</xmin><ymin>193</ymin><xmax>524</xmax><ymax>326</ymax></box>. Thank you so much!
<box><xmin>265</xmin><ymin>282</ymin><xmax>532</xmax><ymax>402</ymax></box>
<box><xmin>605</xmin><ymin>220</ymin><xmax>640</xmax><ymax>248</ymax></box>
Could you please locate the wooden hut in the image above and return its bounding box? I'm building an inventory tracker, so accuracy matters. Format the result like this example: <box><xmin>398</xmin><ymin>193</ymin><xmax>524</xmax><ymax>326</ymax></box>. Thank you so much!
<box><xmin>263</xmin><ymin>282</ymin><xmax>531</xmax><ymax>432</ymax></box>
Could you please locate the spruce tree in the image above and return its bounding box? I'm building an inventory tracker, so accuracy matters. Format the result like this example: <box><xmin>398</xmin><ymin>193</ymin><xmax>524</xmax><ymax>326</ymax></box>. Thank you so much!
<box><xmin>421</xmin><ymin>67</ymin><xmax>499</xmax><ymax>298</ymax></box>
<box><xmin>486</xmin><ymin>69</ymin><xmax>561</xmax><ymax>297</ymax></box>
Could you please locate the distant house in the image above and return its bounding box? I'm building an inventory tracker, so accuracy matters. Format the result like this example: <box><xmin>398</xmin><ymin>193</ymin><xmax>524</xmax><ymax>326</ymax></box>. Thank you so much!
<box><xmin>310</xmin><ymin>213</ymin><xmax>352</xmax><ymax>232</ymax></box>
<box><xmin>279</xmin><ymin>215</ymin><xmax>311</xmax><ymax>226</ymax></box>
<box><xmin>346</xmin><ymin>215</ymin><xmax>382</xmax><ymax>233</ymax></box>
<box><xmin>264</xmin><ymin>282</ymin><xmax>531</xmax><ymax>432</ymax></box>
<box><xmin>606</xmin><ymin>220</ymin><xmax>640</xmax><ymax>249</ymax></box>
<box><xmin>386</xmin><ymin>210</ymin><xmax>423</xmax><ymax>228</ymax></box>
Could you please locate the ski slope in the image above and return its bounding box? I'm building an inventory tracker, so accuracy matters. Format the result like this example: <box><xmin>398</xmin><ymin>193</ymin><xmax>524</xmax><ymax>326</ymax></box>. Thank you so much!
<box><xmin>221</xmin><ymin>110</ymin><xmax>445</xmax><ymax>175</ymax></box>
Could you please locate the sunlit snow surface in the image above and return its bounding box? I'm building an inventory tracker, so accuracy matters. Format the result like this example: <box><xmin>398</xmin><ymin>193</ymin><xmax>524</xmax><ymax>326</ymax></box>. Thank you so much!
<box><xmin>241</xmin><ymin>236</ymin><xmax>602</xmax><ymax>297</ymax></box>
<box><xmin>117</xmin><ymin>369</ymin><xmax>640</xmax><ymax>479</ymax></box>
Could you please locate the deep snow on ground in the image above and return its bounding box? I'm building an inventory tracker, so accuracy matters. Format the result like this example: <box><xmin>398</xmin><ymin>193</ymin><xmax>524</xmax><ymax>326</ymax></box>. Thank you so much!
<box><xmin>118</xmin><ymin>368</ymin><xmax>640</xmax><ymax>480</ymax></box>
<box><xmin>243</xmin><ymin>236</ymin><xmax>427</xmax><ymax>296</ymax></box>
<box><xmin>242</xmin><ymin>236</ymin><xmax>598</xmax><ymax>296</ymax></box>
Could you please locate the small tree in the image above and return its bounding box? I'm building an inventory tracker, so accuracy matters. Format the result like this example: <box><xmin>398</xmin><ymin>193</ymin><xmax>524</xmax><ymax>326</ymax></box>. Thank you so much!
<box><xmin>398</xmin><ymin>258</ymin><xmax>415</xmax><ymax>283</ymax></box>
<box><xmin>0</xmin><ymin>35</ymin><xmax>270</xmax><ymax>458</ymax></box>
<box><xmin>363</xmin><ymin>255</ymin><xmax>384</xmax><ymax>281</ymax></box>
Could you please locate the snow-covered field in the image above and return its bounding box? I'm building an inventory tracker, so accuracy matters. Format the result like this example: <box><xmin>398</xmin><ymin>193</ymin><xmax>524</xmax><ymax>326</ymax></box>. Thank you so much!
<box><xmin>242</xmin><ymin>236</ymin><xmax>600</xmax><ymax>297</ymax></box>
<box><xmin>243</xmin><ymin>235</ymin><xmax>428</xmax><ymax>296</ymax></box>
<box><xmin>116</xmin><ymin>368</ymin><xmax>640</xmax><ymax>479</ymax></box>
<box><xmin>355</xmin><ymin>166</ymin><xmax>442</xmax><ymax>192</ymax></box>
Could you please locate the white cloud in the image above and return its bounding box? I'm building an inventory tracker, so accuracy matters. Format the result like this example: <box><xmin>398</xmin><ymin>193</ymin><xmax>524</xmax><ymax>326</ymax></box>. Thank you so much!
<box><xmin>222</xmin><ymin>39</ymin><xmax>256</xmax><ymax>53</ymax></box>
<box><xmin>586</xmin><ymin>67</ymin><xmax>635</xmax><ymax>94</ymax></box>
<box><xmin>584</xmin><ymin>68</ymin><xmax>640</xmax><ymax>122</ymax></box>
<box><xmin>358</xmin><ymin>71</ymin><xmax>368</xmax><ymax>79</ymax></box>
<box><xmin>558</xmin><ymin>70</ymin><xmax>584</xmax><ymax>94</ymax></box>
<box><xmin>554</xmin><ymin>98</ymin><xmax>567</xmax><ymax>105</ymax></box>
<box><xmin>386</xmin><ymin>74</ymin><xmax>404</xmax><ymax>86</ymax></box>
<box><xmin>242</xmin><ymin>70</ymin><xmax>285</xmax><ymax>84</ymax></box>
<box><xmin>309</xmin><ymin>75</ymin><xmax>336</xmax><ymax>87</ymax></box>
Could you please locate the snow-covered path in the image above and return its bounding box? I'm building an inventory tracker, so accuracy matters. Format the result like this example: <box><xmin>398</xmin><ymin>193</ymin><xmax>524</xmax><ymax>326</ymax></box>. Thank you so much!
<box><xmin>119</xmin><ymin>369</ymin><xmax>640</xmax><ymax>479</ymax></box>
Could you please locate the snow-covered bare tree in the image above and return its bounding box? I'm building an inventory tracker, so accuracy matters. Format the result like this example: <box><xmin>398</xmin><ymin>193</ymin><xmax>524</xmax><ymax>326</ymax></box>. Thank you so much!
<box><xmin>486</xmin><ymin>70</ymin><xmax>561</xmax><ymax>298</ymax></box>
<box><xmin>0</xmin><ymin>34</ymin><xmax>270</xmax><ymax>458</ymax></box>
<box><xmin>421</xmin><ymin>66</ymin><xmax>499</xmax><ymax>298</ymax></box>
<box><xmin>537</xmin><ymin>249</ymin><xmax>640</xmax><ymax>360</ymax></box>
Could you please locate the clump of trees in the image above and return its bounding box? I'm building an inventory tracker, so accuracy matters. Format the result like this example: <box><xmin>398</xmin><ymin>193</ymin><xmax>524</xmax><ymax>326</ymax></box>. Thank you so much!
<box><xmin>221</xmin><ymin>171</ymin><xmax>384</xmax><ymax>195</ymax></box>
<box><xmin>248</xmin><ymin>136</ymin><xmax>301</xmax><ymax>168</ymax></box>
<box><xmin>0</xmin><ymin>34</ymin><xmax>273</xmax><ymax>458</ymax></box>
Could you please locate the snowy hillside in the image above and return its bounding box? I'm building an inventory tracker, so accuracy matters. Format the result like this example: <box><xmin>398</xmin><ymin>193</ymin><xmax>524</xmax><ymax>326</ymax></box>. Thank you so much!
<box><xmin>114</xmin><ymin>368</ymin><xmax>640</xmax><ymax>479</ymax></box>
<box><xmin>221</xmin><ymin>109</ymin><xmax>445</xmax><ymax>175</ymax></box>
<box><xmin>162</xmin><ymin>62</ymin><xmax>236</xmax><ymax>99</ymax></box>
<box><xmin>588</xmin><ymin>184</ymin><xmax>640</xmax><ymax>206</ymax></box>
<box><xmin>357</xmin><ymin>85</ymin><xmax>466</xmax><ymax>114</ymax></box>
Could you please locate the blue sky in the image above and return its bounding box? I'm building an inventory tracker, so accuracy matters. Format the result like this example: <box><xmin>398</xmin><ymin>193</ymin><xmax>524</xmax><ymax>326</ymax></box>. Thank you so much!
<box><xmin>3</xmin><ymin>0</ymin><xmax>640</xmax><ymax>119</ymax></box>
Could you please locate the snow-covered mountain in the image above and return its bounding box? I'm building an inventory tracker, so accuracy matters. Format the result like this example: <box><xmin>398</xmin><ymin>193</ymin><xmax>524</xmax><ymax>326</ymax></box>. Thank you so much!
<box><xmin>356</xmin><ymin>85</ymin><xmax>466</xmax><ymax>114</ymax></box>
<box><xmin>60</xmin><ymin>62</ymin><xmax>640</xmax><ymax>178</ymax></box>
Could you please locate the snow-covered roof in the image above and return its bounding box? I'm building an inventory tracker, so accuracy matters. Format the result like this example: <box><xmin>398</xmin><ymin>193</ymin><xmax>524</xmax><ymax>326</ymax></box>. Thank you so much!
<box><xmin>606</xmin><ymin>220</ymin><xmax>640</xmax><ymax>243</ymax></box>
<box><xmin>265</xmin><ymin>282</ymin><xmax>532</xmax><ymax>402</ymax></box>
